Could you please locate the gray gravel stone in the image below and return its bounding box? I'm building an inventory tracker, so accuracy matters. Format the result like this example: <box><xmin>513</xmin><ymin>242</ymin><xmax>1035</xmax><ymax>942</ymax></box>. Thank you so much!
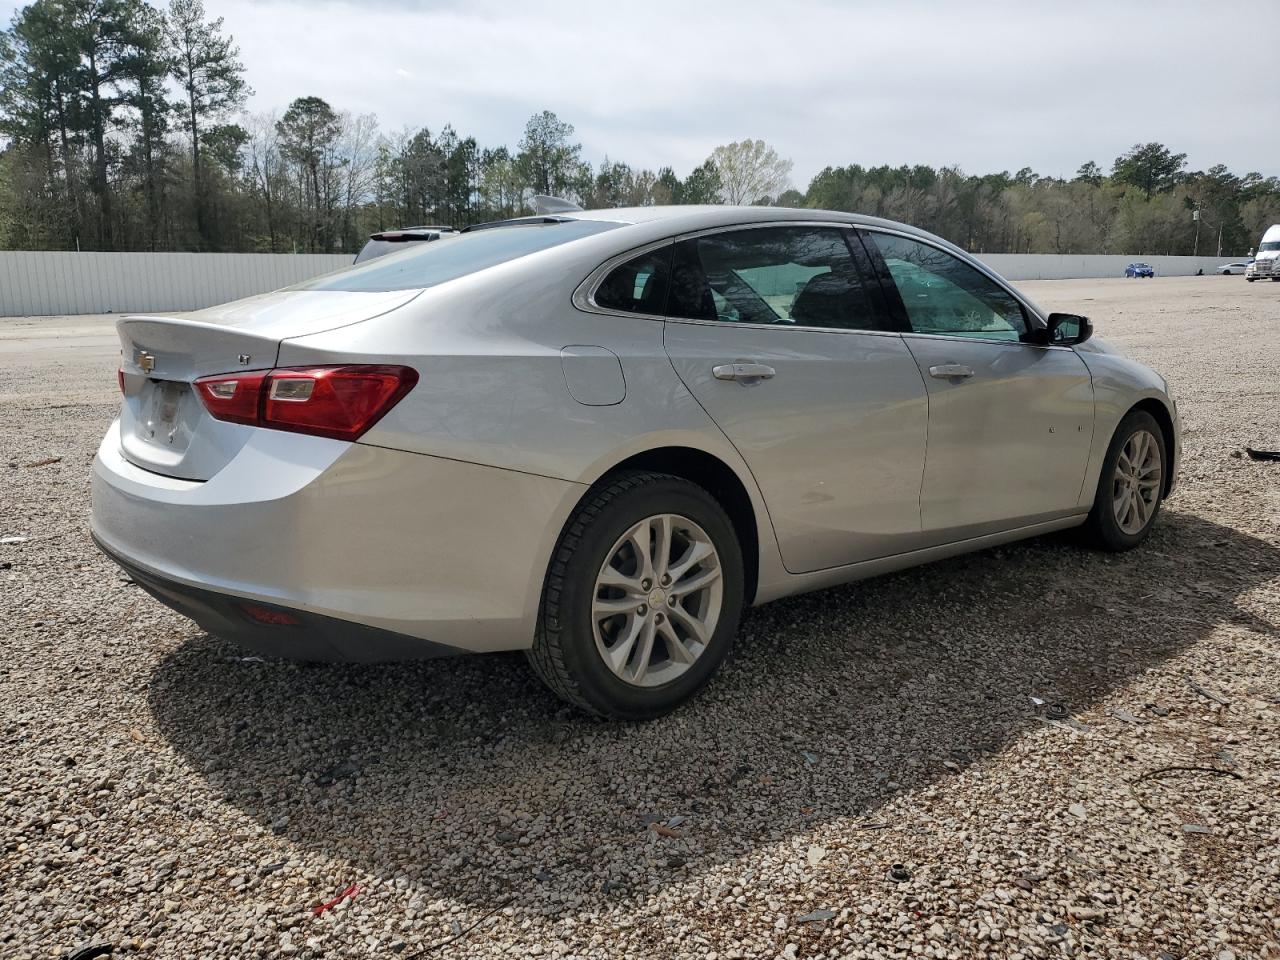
<box><xmin>3</xmin><ymin>279</ymin><xmax>1280</xmax><ymax>958</ymax></box>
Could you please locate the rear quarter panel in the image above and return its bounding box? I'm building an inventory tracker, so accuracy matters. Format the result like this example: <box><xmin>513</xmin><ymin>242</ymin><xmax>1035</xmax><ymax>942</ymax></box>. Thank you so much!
<box><xmin>275</xmin><ymin>241</ymin><xmax>791</xmax><ymax>603</ymax></box>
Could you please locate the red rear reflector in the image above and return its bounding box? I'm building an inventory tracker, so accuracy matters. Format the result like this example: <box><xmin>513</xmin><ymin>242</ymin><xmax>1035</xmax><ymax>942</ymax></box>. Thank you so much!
<box><xmin>240</xmin><ymin>603</ymin><xmax>301</xmax><ymax>626</ymax></box>
<box><xmin>194</xmin><ymin>365</ymin><xmax>417</xmax><ymax>442</ymax></box>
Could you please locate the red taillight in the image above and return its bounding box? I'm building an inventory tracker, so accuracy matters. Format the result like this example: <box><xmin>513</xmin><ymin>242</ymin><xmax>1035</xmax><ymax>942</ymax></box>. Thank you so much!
<box><xmin>194</xmin><ymin>370</ymin><xmax>267</xmax><ymax>426</ymax></box>
<box><xmin>194</xmin><ymin>365</ymin><xmax>417</xmax><ymax>442</ymax></box>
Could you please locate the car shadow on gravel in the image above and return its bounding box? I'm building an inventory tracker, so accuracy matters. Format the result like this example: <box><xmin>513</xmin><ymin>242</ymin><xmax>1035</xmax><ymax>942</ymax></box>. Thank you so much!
<box><xmin>148</xmin><ymin>508</ymin><xmax>1277</xmax><ymax>910</ymax></box>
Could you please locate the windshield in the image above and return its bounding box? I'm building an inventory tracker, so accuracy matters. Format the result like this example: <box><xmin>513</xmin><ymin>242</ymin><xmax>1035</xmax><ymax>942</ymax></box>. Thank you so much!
<box><xmin>295</xmin><ymin>219</ymin><xmax>621</xmax><ymax>293</ymax></box>
<box><xmin>1259</xmin><ymin>241</ymin><xmax>1280</xmax><ymax>252</ymax></box>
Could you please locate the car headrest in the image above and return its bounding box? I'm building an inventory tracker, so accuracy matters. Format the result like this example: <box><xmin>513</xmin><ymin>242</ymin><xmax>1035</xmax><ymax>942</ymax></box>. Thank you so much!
<box><xmin>790</xmin><ymin>272</ymin><xmax>851</xmax><ymax>327</ymax></box>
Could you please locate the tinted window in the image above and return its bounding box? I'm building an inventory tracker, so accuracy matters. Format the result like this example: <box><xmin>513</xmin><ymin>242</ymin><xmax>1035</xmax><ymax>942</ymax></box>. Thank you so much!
<box><xmin>593</xmin><ymin>246</ymin><xmax>672</xmax><ymax>314</ymax></box>
<box><xmin>868</xmin><ymin>232</ymin><xmax>1027</xmax><ymax>340</ymax></box>
<box><xmin>294</xmin><ymin>220</ymin><xmax>620</xmax><ymax>293</ymax></box>
<box><xmin>665</xmin><ymin>226</ymin><xmax>886</xmax><ymax>331</ymax></box>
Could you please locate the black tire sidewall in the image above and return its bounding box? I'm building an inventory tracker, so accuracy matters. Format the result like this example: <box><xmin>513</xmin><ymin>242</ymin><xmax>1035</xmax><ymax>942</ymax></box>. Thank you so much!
<box><xmin>548</xmin><ymin>476</ymin><xmax>744</xmax><ymax>720</ymax></box>
<box><xmin>1090</xmin><ymin>410</ymin><xmax>1166</xmax><ymax>550</ymax></box>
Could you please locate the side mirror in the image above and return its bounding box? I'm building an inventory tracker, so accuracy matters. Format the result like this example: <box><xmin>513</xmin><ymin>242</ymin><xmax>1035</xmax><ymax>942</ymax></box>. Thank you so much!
<box><xmin>1039</xmin><ymin>312</ymin><xmax>1093</xmax><ymax>346</ymax></box>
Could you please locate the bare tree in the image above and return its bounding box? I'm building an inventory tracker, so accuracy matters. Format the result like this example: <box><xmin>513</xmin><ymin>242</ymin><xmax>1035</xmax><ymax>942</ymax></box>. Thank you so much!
<box><xmin>707</xmin><ymin>139</ymin><xmax>793</xmax><ymax>205</ymax></box>
<box><xmin>244</xmin><ymin>111</ymin><xmax>284</xmax><ymax>250</ymax></box>
<box><xmin>336</xmin><ymin>111</ymin><xmax>379</xmax><ymax>248</ymax></box>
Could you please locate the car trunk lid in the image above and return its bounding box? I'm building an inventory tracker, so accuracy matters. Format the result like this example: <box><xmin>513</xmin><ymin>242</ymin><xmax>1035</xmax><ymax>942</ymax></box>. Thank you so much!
<box><xmin>115</xmin><ymin>289</ymin><xmax>420</xmax><ymax>480</ymax></box>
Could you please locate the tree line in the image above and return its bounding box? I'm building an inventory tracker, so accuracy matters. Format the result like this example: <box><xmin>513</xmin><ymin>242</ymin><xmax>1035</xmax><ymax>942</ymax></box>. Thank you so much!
<box><xmin>2</xmin><ymin>0</ymin><xmax>1278</xmax><ymax>257</ymax></box>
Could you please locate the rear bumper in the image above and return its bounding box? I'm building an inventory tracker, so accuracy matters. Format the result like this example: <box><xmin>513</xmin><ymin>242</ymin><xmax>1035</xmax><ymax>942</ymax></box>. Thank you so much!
<box><xmin>91</xmin><ymin>420</ymin><xmax>584</xmax><ymax>658</ymax></box>
<box><xmin>96</xmin><ymin>534</ymin><xmax>462</xmax><ymax>661</ymax></box>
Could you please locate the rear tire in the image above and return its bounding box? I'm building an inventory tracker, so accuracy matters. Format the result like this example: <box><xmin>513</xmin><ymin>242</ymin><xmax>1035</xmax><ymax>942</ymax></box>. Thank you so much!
<box><xmin>1082</xmin><ymin>410</ymin><xmax>1167</xmax><ymax>551</ymax></box>
<box><xmin>526</xmin><ymin>471</ymin><xmax>744</xmax><ymax>719</ymax></box>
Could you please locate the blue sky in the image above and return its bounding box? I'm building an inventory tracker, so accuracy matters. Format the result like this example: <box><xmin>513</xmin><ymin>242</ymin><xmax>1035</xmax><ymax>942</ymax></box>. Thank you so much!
<box><xmin>3</xmin><ymin>0</ymin><xmax>1276</xmax><ymax>186</ymax></box>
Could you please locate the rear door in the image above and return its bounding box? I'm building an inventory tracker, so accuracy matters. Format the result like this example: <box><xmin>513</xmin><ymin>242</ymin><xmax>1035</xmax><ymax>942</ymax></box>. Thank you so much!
<box><xmin>660</xmin><ymin>223</ymin><xmax>929</xmax><ymax>573</ymax></box>
<box><xmin>859</xmin><ymin>229</ymin><xmax>1094</xmax><ymax>542</ymax></box>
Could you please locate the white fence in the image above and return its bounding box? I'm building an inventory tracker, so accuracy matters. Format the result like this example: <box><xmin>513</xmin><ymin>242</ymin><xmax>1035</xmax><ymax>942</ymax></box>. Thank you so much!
<box><xmin>0</xmin><ymin>249</ymin><xmax>1241</xmax><ymax>317</ymax></box>
<box><xmin>0</xmin><ymin>251</ymin><xmax>350</xmax><ymax>316</ymax></box>
<box><xmin>976</xmin><ymin>253</ymin><xmax>1231</xmax><ymax>281</ymax></box>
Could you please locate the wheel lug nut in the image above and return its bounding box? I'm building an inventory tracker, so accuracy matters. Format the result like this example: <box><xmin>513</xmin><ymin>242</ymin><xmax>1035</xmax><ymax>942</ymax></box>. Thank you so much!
<box><xmin>660</xmin><ymin>574</ymin><xmax>671</xmax><ymax>586</ymax></box>
<box><xmin>655</xmin><ymin>613</ymin><xmax>664</xmax><ymax>623</ymax></box>
<box><xmin>668</xmin><ymin>595</ymin><xmax>677</xmax><ymax>606</ymax></box>
<box><xmin>638</xmin><ymin>605</ymin><xmax>647</xmax><ymax>615</ymax></box>
<box><xmin>641</xmin><ymin>579</ymin><xmax>651</xmax><ymax>590</ymax></box>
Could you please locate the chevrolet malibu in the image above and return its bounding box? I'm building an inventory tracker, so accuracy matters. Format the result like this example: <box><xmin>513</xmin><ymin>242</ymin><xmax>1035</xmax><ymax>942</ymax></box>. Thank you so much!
<box><xmin>92</xmin><ymin>206</ymin><xmax>1179</xmax><ymax>719</ymax></box>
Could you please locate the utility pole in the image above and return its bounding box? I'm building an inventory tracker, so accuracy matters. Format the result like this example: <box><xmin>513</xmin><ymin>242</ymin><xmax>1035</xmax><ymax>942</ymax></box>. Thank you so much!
<box><xmin>1193</xmin><ymin>208</ymin><xmax>1201</xmax><ymax>257</ymax></box>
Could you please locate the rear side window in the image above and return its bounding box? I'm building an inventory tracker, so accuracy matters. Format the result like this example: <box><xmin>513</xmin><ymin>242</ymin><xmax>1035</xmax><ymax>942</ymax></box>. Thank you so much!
<box><xmin>665</xmin><ymin>226</ymin><xmax>888</xmax><ymax>331</ymax></box>
<box><xmin>593</xmin><ymin>246</ymin><xmax>672</xmax><ymax>314</ymax></box>
<box><xmin>295</xmin><ymin>220</ymin><xmax>621</xmax><ymax>293</ymax></box>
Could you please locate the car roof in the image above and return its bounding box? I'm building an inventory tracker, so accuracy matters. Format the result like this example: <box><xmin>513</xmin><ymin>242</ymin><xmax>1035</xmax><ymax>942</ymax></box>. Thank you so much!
<box><xmin>569</xmin><ymin>204</ymin><xmax>917</xmax><ymax>233</ymax></box>
<box><xmin>529</xmin><ymin>204</ymin><xmax>965</xmax><ymax>257</ymax></box>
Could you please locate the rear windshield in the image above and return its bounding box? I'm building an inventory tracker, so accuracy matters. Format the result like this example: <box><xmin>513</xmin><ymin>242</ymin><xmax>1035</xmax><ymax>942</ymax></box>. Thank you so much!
<box><xmin>295</xmin><ymin>220</ymin><xmax>621</xmax><ymax>292</ymax></box>
<box><xmin>1260</xmin><ymin>241</ymin><xmax>1280</xmax><ymax>252</ymax></box>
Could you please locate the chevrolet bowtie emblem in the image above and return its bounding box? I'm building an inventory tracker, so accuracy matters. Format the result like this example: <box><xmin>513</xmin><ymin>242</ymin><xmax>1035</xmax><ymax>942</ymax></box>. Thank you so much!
<box><xmin>138</xmin><ymin>351</ymin><xmax>155</xmax><ymax>373</ymax></box>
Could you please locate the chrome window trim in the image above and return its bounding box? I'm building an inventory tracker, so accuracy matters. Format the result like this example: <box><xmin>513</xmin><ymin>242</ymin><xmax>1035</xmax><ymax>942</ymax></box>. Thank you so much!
<box><xmin>572</xmin><ymin>220</ymin><xmax>903</xmax><ymax>337</ymax></box>
<box><xmin>661</xmin><ymin>315</ymin><xmax>904</xmax><ymax>340</ymax></box>
<box><xmin>900</xmin><ymin>330</ymin><xmax>1074</xmax><ymax>351</ymax></box>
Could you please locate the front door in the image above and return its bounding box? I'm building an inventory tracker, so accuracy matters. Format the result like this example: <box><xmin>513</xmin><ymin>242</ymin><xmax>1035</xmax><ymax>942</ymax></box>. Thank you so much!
<box><xmin>660</xmin><ymin>224</ymin><xmax>929</xmax><ymax>573</ymax></box>
<box><xmin>860</xmin><ymin>230</ymin><xmax>1095</xmax><ymax>542</ymax></box>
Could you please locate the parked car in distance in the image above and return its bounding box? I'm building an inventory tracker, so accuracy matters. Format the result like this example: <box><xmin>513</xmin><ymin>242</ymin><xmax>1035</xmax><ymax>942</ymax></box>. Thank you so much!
<box><xmin>1125</xmin><ymin>262</ymin><xmax>1155</xmax><ymax>278</ymax></box>
<box><xmin>354</xmin><ymin>226</ymin><xmax>459</xmax><ymax>264</ymax></box>
<box><xmin>1246</xmin><ymin>224</ymin><xmax>1280</xmax><ymax>281</ymax></box>
<box><xmin>92</xmin><ymin>204</ymin><xmax>1180</xmax><ymax>719</ymax></box>
<box><xmin>1216</xmin><ymin>261</ymin><xmax>1252</xmax><ymax>275</ymax></box>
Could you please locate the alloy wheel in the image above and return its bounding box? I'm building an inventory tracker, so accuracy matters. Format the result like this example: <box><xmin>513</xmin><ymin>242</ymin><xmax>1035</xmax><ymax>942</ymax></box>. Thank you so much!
<box><xmin>1112</xmin><ymin>429</ymin><xmax>1162</xmax><ymax>535</ymax></box>
<box><xmin>591</xmin><ymin>513</ymin><xmax>724</xmax><ymax>687</ymax></box>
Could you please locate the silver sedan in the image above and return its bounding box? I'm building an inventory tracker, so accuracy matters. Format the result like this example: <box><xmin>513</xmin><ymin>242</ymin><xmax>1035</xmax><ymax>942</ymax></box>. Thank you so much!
<box><xmin>92</xmin><ymin>205</ymin><xmax>1179</xmax><ymax>718</ymax></box>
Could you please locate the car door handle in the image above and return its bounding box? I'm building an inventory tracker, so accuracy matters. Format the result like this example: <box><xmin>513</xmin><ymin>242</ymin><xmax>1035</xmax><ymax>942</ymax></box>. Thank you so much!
<box><xmin>928</xmin><ymin>364</ymin><xmax>975</xmax><ymax>379</ymax></box>
<box><xmin>713</xmin><ymin>362</ymin><xmax>776</xmax><ymax>382</ymax></box>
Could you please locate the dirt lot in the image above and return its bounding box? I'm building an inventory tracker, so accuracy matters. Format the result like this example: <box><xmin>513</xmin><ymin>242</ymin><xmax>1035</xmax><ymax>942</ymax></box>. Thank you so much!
<box><xmin>2</xmin><ymin>276</ymin><xmax>1279</xmax><ymax>960</ymax></box>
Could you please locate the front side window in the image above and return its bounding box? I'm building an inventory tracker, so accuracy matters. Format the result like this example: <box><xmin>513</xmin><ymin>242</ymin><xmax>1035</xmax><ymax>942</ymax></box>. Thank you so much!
<box><xmin>593</xmin><ymin>246</ymin><xmax>672</xmax><ymax>314</ymax></box>
<box><xmin>666</xmin><ymin>226</ymin><xmax>886</xmax><ymax>331</ymax></box>
<box><xmin>866</xmin><ymin>232</ymin><xmax>1028</xmax><ymax>341</ymax></box>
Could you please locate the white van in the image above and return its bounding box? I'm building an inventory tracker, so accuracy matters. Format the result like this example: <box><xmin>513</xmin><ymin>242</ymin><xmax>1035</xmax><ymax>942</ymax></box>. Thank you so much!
<box><xmin>1246</xmin><ymin>224</ymin><xmax>1280</xmax><ymax>281</ymax></box>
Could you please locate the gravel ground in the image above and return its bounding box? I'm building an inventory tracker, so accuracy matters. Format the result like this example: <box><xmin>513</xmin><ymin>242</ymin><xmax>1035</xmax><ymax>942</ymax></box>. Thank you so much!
<box><xmin>2</xmin><ymin>275</ymin><xmax>1279</xmax><ymax>960</ymax></box>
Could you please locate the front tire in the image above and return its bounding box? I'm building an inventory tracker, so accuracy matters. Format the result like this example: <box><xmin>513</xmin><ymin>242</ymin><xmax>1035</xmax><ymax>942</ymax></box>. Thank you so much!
<box><xmin>527</xmin><ymin>471</ymin><xmax>744</xmax><ymax>719</ymax></box>
<box><xmin>1083</xmin><ymin>410</ymin><xmax>1167</xmax><ymax>551</ymax></box>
